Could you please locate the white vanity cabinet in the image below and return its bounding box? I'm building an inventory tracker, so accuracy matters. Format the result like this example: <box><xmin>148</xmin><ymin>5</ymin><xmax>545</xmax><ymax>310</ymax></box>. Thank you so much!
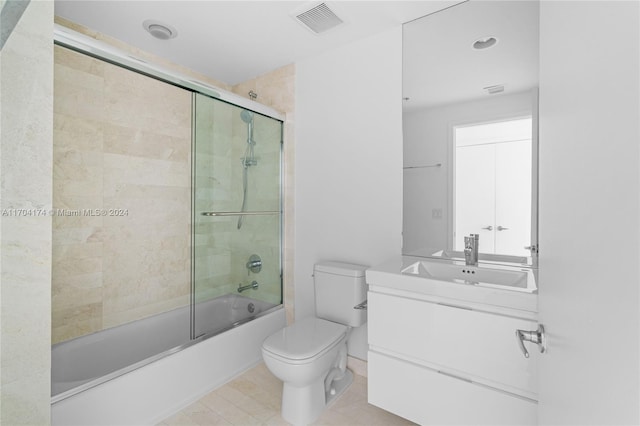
<box><xmin>367</xmin><ymin>286</ymin><xmax>539</xmax><ymax>425</ymax></box>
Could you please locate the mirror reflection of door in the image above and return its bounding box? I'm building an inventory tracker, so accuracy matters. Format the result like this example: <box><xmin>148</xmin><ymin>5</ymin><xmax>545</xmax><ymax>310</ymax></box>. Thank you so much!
<box><xmin>453</xmin><ymin>117</ymin><xmax>532</xmax><ymax>257</ymax></box>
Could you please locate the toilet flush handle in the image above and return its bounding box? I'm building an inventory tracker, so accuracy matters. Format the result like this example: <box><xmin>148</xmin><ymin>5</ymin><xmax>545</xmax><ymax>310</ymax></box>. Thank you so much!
<box><xmin>353</xmin><ymin>300</ymin><xmax>367</xmax><ymax>310</ymax></box>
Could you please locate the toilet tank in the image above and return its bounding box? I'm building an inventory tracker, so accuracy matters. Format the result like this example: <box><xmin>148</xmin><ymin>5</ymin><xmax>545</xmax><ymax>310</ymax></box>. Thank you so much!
<box><xmin>314</xmin><ymin>262</ymin><xmax>368</xmax><ymax>327</ymax></box>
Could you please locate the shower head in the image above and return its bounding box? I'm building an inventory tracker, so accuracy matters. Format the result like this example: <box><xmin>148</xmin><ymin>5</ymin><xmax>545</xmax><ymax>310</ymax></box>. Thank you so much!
<box><xmin>240</xmin><ymin>110</ymin><xmax>254</xmax><ymax>124</ymax></box>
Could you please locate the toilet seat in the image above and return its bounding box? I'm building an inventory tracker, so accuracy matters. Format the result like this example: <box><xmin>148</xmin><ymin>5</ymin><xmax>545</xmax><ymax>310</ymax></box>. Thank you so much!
<box><xmin>262</xmin><ymin>317</ymin><xmax>347</xmax><ymax>365</ymax></box>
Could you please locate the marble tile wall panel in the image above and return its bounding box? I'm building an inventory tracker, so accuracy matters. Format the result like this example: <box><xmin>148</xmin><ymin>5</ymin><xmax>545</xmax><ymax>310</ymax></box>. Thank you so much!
<box><xmin>53</xmin><ymin>46</ymin><xmax>191</xmax><ymax>343</ymax></box>
<box><xmin>1</xmin><ymin>1</ymin><xmax>53</xmax><ymax>423</ymax></box>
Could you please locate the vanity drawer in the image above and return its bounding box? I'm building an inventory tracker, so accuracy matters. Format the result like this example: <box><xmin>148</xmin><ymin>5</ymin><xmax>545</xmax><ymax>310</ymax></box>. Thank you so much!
<box><xmin>368</xmin><ymin>351</ymin><xmax>537</xmax><ymax>426</ymax></box>
<box><xmin>368</xmin><ymin>291</ymin><xmax>538</xmax><ymax>396</ymax></box>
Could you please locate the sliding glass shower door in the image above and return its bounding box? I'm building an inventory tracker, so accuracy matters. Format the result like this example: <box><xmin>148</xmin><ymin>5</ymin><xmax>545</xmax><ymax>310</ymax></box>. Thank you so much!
<box><xmin>192</xmin><ymin>93</ymin><xmax>283</xmax><ymax>338</ymax></box>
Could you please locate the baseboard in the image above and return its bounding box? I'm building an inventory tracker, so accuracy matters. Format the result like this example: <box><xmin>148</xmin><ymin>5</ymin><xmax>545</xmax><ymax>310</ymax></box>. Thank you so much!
<box><xmin>347</xmin><ymin>356</ymin><xmax>368</xmax><ymax>378</ymax></box>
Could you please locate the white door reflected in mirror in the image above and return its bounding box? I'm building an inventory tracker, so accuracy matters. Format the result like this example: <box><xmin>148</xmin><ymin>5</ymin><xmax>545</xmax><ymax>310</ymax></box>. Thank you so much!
<box><xmin>454</xmin><ymin>117</ymin><xmax>532</xmax><ymax>257</ymax></box>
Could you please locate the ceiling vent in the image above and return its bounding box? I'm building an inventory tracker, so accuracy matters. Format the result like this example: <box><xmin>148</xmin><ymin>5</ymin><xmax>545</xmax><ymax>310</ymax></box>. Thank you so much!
<box><xmin>294</xmin><ymin>3</ymin><xmax>344</xmax><ymax>34</ymax></box>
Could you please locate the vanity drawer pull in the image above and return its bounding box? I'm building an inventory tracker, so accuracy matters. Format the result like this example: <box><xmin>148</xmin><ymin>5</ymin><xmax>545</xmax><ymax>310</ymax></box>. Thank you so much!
<box><xmin>515</xmin><ymin>324</ymin><xmax>546</xmax><ymax>358</ymax></box>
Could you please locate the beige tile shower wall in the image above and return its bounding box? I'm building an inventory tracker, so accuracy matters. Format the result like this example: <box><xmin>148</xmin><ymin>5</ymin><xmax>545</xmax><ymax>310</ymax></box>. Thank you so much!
<box><xmin>53</xmin><ymin>46</ymin><xmax>192</xmax><ymax>343</ymax></box>
<box><xmin>233</xmin><ymin>64</ymin><xmax>295</xmax><ymax>324</ymax></box>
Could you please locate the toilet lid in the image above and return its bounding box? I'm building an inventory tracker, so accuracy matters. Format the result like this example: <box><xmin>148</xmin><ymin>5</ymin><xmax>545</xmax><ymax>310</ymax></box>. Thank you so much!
<box><xmin>262</xmin><ymin>317</ymin><xmax>347</xmax><ymax>361</ymax></box>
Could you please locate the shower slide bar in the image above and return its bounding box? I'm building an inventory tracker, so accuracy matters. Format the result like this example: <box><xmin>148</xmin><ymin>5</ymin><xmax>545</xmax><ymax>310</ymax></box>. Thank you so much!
<box><xmin>201</xmin><ymin>211</ymin><xmax>280</xmax><ymax>217</ymax></box>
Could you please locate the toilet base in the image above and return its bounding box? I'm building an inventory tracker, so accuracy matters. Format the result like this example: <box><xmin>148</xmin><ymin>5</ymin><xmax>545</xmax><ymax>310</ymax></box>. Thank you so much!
<box><xmin>281</xmin><ymin>368</ymin><xmax>354</xmax><ymax>425</ymax></box>
<box><xmin>325</xmin><ymin>369</ymin><xmax>353</xmax><ymax>407</ymax></box>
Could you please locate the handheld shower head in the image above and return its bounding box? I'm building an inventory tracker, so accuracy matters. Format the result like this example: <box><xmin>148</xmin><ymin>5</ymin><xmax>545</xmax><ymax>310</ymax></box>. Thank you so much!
<box><xmin>240</xmin><ymin>110</ymin><xmax>255</xmax><ymax>149</ymax></box>
<box><xmin>240</xmin><ymin>110</ymin><xmax>254</xmax><ymax>124</ymax></box>
<box><xmin>238</xmin><ymin>110</ymin><xmax>256</xmax><ymax>230</ymax></box>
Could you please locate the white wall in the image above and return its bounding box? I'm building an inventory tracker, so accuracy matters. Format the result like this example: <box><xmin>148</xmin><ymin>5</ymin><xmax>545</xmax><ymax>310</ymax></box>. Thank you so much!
<box><xmin>403</xmin><ymin>91</ymin><xmax>533</xmax><ymax>255</ymax></box>
<box><xmin>538</xmin><ymin>1</ymin><xmax>639</xmax><ymax>424</ymax></box>
<box><xmin>294</xmin><ymin>27</ymin><xmax>403</xmax><ymax>359</ymax></box>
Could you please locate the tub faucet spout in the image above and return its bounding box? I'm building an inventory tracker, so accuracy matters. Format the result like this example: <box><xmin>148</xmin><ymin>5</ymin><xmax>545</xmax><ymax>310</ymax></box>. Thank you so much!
<box><xmin>464</xmin><ymin>234</ymin><xmax>479</xmax><ymax>266</ymax></box>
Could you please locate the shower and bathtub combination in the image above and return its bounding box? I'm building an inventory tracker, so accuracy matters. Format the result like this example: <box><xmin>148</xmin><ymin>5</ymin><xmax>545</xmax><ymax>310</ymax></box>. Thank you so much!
<box><xmin>51</xmin><ymin>25</ymin><xmax>285</xmax><ymax>425</ymax></box>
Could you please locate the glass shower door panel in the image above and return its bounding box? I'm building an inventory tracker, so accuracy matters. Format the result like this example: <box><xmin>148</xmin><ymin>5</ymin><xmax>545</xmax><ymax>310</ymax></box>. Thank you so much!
<box><xmin>192</xmin><ymin>93</ymin><xmax>282</xmax><ymax>339</ymax></box>
<box><xmin>193</xmin><ymin>213</ymin><xmax>281</xmax><ymax>338</ymax></box>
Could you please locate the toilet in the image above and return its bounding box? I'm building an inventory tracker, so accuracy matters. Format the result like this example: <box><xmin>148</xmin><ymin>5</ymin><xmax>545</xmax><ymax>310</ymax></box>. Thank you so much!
<box><xmin>261</xmin><ymin>262</ymin><xmax>368</xmax><ymax>425</ymax></box>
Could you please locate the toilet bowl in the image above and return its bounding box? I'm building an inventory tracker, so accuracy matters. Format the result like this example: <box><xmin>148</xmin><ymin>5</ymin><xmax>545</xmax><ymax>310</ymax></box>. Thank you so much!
<box><xmin>262</xmin><ymin>317</ymin><xmax>351</xmax><ymax>425</ymax></box>
<box><xmin>261</xmin><ymin>262</ymin><xmax>368</xmax><ymax>425</ymax></box>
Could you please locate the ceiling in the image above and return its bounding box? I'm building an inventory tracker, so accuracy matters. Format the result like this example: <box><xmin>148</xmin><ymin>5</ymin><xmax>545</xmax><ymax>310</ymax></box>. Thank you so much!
<box><xmin>403</xmin><ymin>1</ymin><xmax>539</xmax><ymax>111</ymax></box>
<box><xmin>54</xmin><ymin>0</ymin><xmax>462</xmax><ymax>86</ymax></box>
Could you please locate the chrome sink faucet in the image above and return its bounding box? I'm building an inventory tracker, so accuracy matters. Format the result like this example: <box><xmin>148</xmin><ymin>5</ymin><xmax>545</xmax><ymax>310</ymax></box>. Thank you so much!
<box><xmin>464</xmin><ymin>234</ymin><xmax>479</xmax><ymax>266</ymax></box>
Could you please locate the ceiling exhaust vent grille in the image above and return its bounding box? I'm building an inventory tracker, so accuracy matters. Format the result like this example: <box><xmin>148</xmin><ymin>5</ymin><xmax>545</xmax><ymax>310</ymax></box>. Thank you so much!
<box><xmin>295</xmin><ymin>3</ymin><xmax>344</xmax><ymax>34</ymax></box>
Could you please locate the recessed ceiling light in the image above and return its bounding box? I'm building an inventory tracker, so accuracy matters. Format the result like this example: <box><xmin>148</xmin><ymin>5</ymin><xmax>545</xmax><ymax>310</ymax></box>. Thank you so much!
<box><xmin>143</xmin><ymin>20</ymin><xmax>178</xmax><ymax>40</ymax></box>
<box><xmin>473</xmin><ymin>36</ymin><xmax>498</xmax><ymax>50</ymax></box>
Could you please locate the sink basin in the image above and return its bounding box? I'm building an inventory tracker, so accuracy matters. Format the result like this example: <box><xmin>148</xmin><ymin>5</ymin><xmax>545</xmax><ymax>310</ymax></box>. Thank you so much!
<box><xmin>429</xmin><ymin>250</ymin><xmax>530</xmax><ymax>266</ymax></box>
<box><xmin>401</xmin><ymin>260</ymin><xmax>529</xmax><ymax>290</ymax></box>
<box><xmin>367</xmin><ymin>256</ymin><xmax>538</xmax><ymax>313</ymax></box>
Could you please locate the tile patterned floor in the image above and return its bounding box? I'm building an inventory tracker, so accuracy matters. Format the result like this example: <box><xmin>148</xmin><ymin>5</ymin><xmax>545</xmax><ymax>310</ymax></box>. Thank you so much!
<box><xmin>157</xmin><ymin>363</ymin><xmax>415</xmax><ymax>426</ymax></box>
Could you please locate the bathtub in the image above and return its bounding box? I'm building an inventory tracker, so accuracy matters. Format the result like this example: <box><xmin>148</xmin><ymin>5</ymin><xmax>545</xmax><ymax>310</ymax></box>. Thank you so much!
<box><xmin>51</xmin><ymin>293</ymin><xmax>285</xmax><ymax>426</ymax></box>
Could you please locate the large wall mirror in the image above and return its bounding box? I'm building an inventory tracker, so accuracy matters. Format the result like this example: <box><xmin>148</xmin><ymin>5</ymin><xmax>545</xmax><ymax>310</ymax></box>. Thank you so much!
<box><xmin>402</xmin><ymin>0</ymin><xmax>539</xmax><ymax>266</ymax></box>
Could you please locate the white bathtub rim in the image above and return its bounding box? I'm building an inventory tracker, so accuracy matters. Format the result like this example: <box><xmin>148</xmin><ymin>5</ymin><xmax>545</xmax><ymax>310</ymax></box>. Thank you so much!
<box><xmin>51</xmin><ymin>307</ymin><xmax>286</xmax><ymax>426</ymax></box>
<box><xmin>51</xmin><ymin>303</ymin><xmax>283</xmax><ymax>404</ymax></box>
